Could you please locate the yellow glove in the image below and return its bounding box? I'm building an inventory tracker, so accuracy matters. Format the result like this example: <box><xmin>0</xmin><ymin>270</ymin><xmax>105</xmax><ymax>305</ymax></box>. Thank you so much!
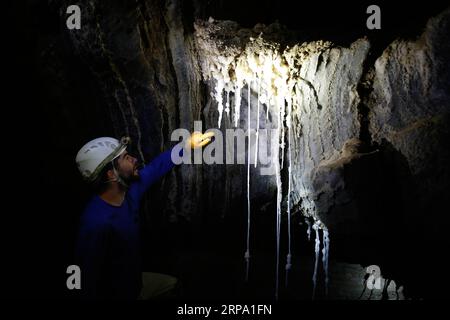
<box><xmin>186</xmin><ymin>131</ymin><xmax>215</xmax><ymax>149</ymax></box>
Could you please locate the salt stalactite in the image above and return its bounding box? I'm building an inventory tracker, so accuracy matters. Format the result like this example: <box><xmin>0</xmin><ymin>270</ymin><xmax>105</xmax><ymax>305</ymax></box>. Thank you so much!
<box><xmin>312</xmin><ymin>222</ymin><xmax>321</xmax><ymax>300</ymax></box>
<box><xmin>233</xmin><ymin>56</ymin><xmax>248</xmax><ymax>128</ymax></box>
<box><xmin>215</xmin><ymin>80</ymin><xmax>224</xmax><ymax>128</ymax></box>
<box><xmin>275</xmin><ymin>94</ymin><xmax>283</xmax><ymax>301</ymax></box>
<box><xmin>245</xmin><ymin>82</ymin><xmax>251</xmax><ymax>282</ymax></box>
<box><xmin>285</xmin><ymin>98</ymin><xmax>293</xmax><ymax>287</ymax></box>
<box><xmin>322</xmin><ymin>229</ymin><xmax>330</xmax><ymax>296</ymax></box>
<box><xmin>306</xmin><ymin>219</ymin><xmax>312</xmax><ymax>241</ymax></box>
<box><xmin>225</xmin><ymin>89</ymin><xmax>230</xmax><ymax>119</ymax></box>
<box><xmin>273</xmin><ymin>56</ymin><xmax>288</xmax><ymax>170</ymax></box>
<box><xmin>254</xmin><ymin>77</ymin><xmax>261</xmax><ymax>167</ymax></box>
<box><xmin>234</xmin><ymin>84</ymin><xmax>242</xmax><ymax>127</ymax></box>
<box><xmin>280</xmin><ymin>134</ymin><xmax>285</xmax><ymax>170</ymax></box>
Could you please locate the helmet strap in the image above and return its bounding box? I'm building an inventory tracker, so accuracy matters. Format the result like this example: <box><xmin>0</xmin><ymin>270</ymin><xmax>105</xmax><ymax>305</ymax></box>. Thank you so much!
<box><xmin>112</xmin><ymin>161</ymin><xmax>129</xmax><ymax>189</ymax></box>
<box><xmin>104</xmin><ymin>161</ymin><xmax>129</xmax><ymax>189</ymax></box>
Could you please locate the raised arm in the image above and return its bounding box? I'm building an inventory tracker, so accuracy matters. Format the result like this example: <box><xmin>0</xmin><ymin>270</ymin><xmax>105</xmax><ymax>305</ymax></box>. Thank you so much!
<box><xmin>130</xmin><ymin>131</ymin><xmax>214</xmax><ymax>200</ymax></box>
<box><xmin>131</xmin><ymin>148</ymin><xmax>180</xmax><ymax>200</ymax></box>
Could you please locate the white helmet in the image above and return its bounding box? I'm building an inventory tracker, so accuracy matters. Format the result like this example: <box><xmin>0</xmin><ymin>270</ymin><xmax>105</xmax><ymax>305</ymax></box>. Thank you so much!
<box><xmin>75</xmin><ymin>136</ymin><xmax>130</xmax><ymax>182</ymax></box>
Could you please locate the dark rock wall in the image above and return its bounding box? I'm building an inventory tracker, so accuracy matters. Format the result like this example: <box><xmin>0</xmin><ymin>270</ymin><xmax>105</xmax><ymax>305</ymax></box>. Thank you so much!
<box><xmin>369</xmin><ymin>13</ymin><xmax>450</xmax><ymax>234</ymax></box>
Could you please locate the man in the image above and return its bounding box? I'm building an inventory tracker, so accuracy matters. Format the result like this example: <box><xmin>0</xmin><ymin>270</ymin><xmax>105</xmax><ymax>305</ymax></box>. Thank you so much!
<box><xmin>75</xmin><ymin>132</ymin><xmax>212</xmax><ymax>299</ymax></box>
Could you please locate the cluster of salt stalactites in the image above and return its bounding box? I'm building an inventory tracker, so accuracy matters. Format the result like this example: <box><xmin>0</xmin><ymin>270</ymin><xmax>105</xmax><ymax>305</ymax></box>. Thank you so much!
<box><xmin>198</xmin><ymin>36</ymin><xmax>295</xmax><ymax>130</ymax></box>
<box><xmin>195</xmin><ymin>23</ymin><xmax>332</xmax><ymax>298</ymax></box>
<box><xmin>311</xmin><ymin>219</ymin><xmax>330</xmax><ymax>299</ymax></box>
<box><xmin>195</xmin><ymin>26</ymin><xmax>331</xmax><ymax>202</ymax></box>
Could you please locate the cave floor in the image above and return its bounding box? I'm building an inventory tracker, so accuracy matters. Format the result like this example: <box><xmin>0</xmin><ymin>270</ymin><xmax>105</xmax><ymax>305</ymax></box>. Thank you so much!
<box><xmin>145</xmin><ymin>248</ymin><xmax>398</xmax><ymax>300</ymax></box>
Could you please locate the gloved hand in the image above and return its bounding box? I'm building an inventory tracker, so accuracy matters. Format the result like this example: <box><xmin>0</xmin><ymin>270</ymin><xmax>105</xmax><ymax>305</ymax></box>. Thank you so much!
<box><xmin>185</xmin><ymin>131</ymin><xmax>215</xmax><ymax>149</ymax></box>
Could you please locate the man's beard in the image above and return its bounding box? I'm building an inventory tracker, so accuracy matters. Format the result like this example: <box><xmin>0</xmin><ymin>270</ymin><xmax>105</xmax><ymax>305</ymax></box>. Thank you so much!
<box><xmin>118</xmin><ymin>164</ymin><xmax>142</xmax><ymax>185</ymax></box>
<box><xmin>130</xmin><ymin>163</ymin><xmax>143</xmax><ymax>181</ymax></box>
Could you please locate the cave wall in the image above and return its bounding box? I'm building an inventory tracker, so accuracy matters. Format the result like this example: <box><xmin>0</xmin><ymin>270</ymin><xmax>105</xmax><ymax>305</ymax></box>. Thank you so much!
<box><xmin>368</xmin><ymin>12</ymin><xmax>450</xmax><ymax>235</ymax></box>
<box><xmin>42</xmin><ymin>0</ymin><xmax>449</xmax><ymax>238</ymax></box>
<box><xmin>11</xmin><ymin>0</ymin><xmax>448</xmax><ymax>299</ymax></box>
<box><xmin>191</xmin><ymin>7</ymin><xmax>450</xmax><ymax>241</ymax></box>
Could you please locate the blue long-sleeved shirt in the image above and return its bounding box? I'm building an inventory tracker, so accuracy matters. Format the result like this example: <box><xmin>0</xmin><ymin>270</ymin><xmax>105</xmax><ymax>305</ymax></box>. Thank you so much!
<box><xmin>75</xmin><ymin>149</ymin><xmax>178</xmax><ymax>299</ymax></box>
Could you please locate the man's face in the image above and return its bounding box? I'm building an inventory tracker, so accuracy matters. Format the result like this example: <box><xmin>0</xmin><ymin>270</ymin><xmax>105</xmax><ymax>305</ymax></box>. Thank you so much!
<box><xmin>116</xmin><ymin>150</ymin><xmax>139</xmax><ymax>181</ymax></box>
